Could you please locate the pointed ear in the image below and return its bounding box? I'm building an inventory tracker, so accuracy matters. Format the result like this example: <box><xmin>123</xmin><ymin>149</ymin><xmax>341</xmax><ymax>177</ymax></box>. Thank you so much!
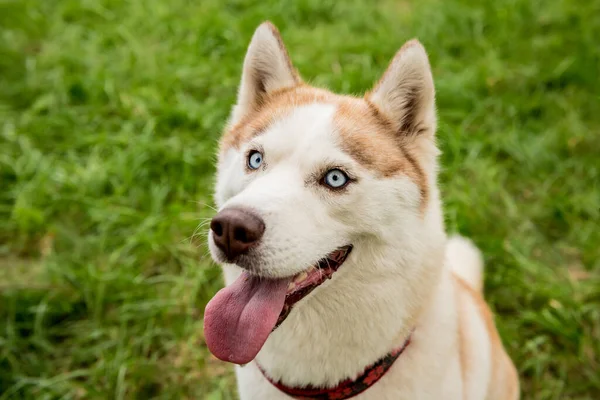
<box><xmin>229</xmin><ymin>22</ymin><xmax>301</xmax><ymax>126</ymax></box>
<box><xmin>366</xmin><ymin>40</ymin><xmax>436</xmax><ymax>138</ymax></box>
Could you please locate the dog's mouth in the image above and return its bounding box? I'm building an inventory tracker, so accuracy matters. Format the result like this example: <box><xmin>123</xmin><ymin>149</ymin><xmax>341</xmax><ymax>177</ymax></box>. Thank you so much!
<box><xmin>276</xmin><ymin>245</ymin><xmax>352</xmax><ymax>329</ymax></box>
<box><xmin>203</xmin><ymin>245</ymin><xmax>353</xmax><ymax>365</ymax></box>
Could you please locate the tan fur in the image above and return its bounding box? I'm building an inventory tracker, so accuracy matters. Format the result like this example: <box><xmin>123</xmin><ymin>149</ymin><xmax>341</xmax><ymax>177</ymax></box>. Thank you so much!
<box><xmin>456</xmin><ymin>276</ymin><xmax>469</xmax><ymax>400</ymax></box>
<box><xmin>334</xmin><ymin>100</ymin><xmax>428</xmax><ymax>201</ymax></box>
<box><xmin>455</xmin><ymin>275</ymin><xmax>520</xmax><ymax>399</ymax></box>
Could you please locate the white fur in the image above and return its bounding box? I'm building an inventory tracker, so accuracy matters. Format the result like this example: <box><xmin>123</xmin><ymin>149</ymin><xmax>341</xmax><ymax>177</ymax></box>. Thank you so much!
<box><xmin>447</xmin><ymin>235</ymin><xmax>484</xmax><ymax>292</ymax></box>
<box><xmin>207</xmin><ymin>22</ymin><xmax>518</xmax><ymax>400</ymax></box>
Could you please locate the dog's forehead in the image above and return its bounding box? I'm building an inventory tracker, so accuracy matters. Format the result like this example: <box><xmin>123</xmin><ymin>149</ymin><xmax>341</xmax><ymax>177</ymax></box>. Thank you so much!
<box><xmin>258</xmin><ymin>103</ymin><xmax>340</xmax><ymax>159</ymax></box>
<box><xmin>219</xmin><ymin>86</ymin><xmax>422</xmax><ymax>179</ymax></box>
<box><xmin>219</xmin><ymin>86</ymin><xmax>335</xmax><ymax>153</ymax></box>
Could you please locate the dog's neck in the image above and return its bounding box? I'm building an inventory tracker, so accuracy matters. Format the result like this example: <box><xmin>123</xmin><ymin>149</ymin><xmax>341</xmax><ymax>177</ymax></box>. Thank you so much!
<box><xmin>257</xmin><ymin>330</ymin><xmax>414</xmax><ymax>399</ymax></box>
<box><xmin>251</xmin><ymin>220</ymin><xmax>447</xmax><ymax>388</ymax></box>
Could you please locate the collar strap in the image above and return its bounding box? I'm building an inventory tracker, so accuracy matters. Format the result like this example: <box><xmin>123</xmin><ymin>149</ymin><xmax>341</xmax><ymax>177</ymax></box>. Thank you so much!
<box><xmin>257</xmin><ymin>332</ymin><xmax>412</xmax><ymax>400</ymax></box>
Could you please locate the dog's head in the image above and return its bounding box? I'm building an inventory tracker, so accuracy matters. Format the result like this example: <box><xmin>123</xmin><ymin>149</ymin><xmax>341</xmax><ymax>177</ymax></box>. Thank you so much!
<box><xmin>204</xmin><ymin>22</ymin><xmax>446</xmax><ymax>367</ymax></box>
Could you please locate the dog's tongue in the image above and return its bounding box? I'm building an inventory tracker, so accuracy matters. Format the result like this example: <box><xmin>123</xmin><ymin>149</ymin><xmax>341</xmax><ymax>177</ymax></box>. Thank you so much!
<box><xmin>203</xmin><ymin>271</ymin><xmax>291</xmax><ymax>364</ymax></box>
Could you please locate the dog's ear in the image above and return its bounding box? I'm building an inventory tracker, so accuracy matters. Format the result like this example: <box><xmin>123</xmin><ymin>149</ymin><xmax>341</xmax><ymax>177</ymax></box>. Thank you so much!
<box><xmin>229</xmin><ymin>22</ymin><xmax>301</xmax><ymax>126</ymax></box>
<box><xmin>366</xmin><ymin>40</ymin><xmax>436</xmax><ymax>139</ymax></box>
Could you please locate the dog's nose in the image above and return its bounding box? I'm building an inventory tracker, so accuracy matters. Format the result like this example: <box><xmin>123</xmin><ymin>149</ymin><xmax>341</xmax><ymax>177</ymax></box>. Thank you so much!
<box><xmin>210</xmin><ymin>207</ymin><xmax>265</xmax><ymax>261</ymax></box>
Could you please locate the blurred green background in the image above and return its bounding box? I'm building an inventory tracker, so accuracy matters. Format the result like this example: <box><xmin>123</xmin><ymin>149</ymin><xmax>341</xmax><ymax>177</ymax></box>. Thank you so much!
<box><xmin>1</xmin><ymin>0</ymin><xmax>599</xmax><ymax>398</ymax></box>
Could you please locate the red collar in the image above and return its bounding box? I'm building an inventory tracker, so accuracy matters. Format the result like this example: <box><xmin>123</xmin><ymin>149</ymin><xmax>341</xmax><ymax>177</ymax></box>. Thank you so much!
<box><xmin>257</xmin><ymin>333</ymin><xmax>412</xmax><ymax>400</ymax></box>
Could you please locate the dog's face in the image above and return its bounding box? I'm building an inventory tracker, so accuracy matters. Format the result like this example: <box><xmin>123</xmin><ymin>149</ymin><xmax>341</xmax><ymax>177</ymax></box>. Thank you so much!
<box><xmin>210</xmin><ymin>24</ymin><xmax>438</xmax><ymax>279</ymax></box>
<box><xmin>213</xmin><ymin>94</ymin><xmax>428</xmax><ymax>278</ymax></box>
<box><xmin>204</xmin><ymin>22</ymin><xmax>444</xmax><ymax>366</ymax></box>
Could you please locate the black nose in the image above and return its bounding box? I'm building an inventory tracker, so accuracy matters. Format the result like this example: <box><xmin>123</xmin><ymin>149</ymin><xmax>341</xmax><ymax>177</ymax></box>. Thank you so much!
<box><xmin>210</xmin><ymin>207</ymin><xmax>265</xmax><ymax>261</ymax></box>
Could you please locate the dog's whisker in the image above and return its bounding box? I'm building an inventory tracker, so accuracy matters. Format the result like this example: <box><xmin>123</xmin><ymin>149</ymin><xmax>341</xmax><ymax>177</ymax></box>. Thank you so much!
<box><xmin>197</xmin><ymin>202</ymin><xmax>219</xmax><ymax>213</ymax></box>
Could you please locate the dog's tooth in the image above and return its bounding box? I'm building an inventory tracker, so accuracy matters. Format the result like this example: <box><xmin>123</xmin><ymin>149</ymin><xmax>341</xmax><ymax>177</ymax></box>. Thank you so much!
<box><xmin>288</xmin><ymin>282</ymin><xmax>295</xmax><ymax>292</ymax></box>
<box><xmin>294</xmin><ymin>271</ymin><xmax>308</xmax><ymax>283</ymax></box>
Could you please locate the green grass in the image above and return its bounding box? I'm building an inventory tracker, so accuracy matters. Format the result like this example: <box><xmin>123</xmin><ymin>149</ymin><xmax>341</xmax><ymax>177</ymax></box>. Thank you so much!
<box><xmin>1</xmin><ymin>0</ymin><xmax>599</xmax><ymax>398</ymax></box>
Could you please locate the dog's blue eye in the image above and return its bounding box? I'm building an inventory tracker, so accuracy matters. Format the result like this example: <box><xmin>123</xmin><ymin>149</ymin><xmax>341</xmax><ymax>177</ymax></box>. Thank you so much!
<box><xmin>323</xmin><ymin>169</ymin><xmax>349</xmax><ymax>189</ymax></box>
<box><xmin>248</xmin><ymin>151</ymin><xmax>263</xmax><ymax>170</ymax></box>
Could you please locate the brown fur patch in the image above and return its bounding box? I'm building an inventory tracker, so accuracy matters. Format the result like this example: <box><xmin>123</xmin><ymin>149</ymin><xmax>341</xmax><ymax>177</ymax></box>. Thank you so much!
<box><xmin>333</xmin><ymin>99</ymin><xmax>429</xmax><ymax>205</ymax></box>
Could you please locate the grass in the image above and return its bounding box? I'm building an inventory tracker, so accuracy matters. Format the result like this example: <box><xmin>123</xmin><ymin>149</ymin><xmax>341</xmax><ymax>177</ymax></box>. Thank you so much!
<box><xmin>1</xmin><ymin>0</ymin><xmax>599</xmax><ymax>398</ymax></box>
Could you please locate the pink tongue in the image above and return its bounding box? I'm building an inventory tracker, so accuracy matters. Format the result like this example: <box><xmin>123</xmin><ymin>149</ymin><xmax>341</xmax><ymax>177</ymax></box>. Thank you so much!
<box><xmin>203</xmin><ymin>271</ymin><xmax>291</xmax><ymax>364</ymax></box>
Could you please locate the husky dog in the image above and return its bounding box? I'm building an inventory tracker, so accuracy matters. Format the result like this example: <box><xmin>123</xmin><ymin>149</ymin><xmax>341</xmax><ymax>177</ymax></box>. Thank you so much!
<box><xmin>203</xmin><ymin>22</ymin><xmax>519</xmax><ymax>400</ymax></box>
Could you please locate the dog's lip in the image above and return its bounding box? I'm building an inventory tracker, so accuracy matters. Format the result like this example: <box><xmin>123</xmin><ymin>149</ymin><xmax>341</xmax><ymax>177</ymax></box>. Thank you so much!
<box><xmin>286</xmin><ymin>245</ymin><xmax>353</xmax><ymax>292</ymax></box>
<box><xmin>273</xmin><ymin>245</ymin><xmax>353</xmax><ymax>330</ymax></box>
